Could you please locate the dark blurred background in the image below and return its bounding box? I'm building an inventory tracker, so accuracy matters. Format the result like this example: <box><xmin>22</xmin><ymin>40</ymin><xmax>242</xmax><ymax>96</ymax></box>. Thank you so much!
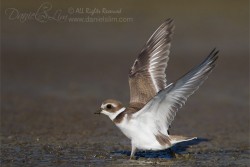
<box><xmin>1</xmin><ymin>0</ymin><xmax>249</xmax><ymax>166</ymax></box>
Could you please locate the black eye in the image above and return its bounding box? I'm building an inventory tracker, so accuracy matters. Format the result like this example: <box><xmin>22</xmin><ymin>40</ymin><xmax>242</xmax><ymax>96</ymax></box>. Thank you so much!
<box><xmin>106</xmin><ymin>104</ymin><xmax>112</xmax><ymax>109</ymax></box>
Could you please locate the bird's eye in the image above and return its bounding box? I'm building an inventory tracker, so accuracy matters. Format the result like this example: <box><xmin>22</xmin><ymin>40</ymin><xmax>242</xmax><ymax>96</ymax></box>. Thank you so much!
<box><xmin>106</xmin><ymin>104</ymin><xmax>112</xmax><ymax>109</ymax></box>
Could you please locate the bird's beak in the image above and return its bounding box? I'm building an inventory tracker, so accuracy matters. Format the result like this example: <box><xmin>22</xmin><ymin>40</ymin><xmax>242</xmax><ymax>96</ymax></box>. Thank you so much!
<box><xmin>94</xmin><ymin>108</ymin><xmax>102</xmax><ymax>114</ymax></box>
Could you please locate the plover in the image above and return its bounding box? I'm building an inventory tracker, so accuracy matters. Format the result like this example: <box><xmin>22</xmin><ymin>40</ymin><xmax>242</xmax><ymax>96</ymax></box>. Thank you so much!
<box><xmin>95</xmin><ymin>19</ymin><xmax>219</xmax><ymax>159</ymax></box>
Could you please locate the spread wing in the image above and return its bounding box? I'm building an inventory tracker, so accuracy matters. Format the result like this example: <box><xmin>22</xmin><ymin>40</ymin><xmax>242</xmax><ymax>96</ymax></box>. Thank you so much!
<box><xmin>133</xmin><ymin>49</ymin><xmax>219</xmax><ymax>135</ymax></box>
<box><xmin>128</xmin><ymin>19</ymin><xmax>175</xmax><ymax>106</ymax></box>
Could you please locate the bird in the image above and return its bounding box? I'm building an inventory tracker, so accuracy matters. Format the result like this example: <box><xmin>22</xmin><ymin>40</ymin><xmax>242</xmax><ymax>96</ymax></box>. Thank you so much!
<box><xmin>95</xmin><ymin>18</ymin><xmax>219</xmax><ymax>159</ymax></box>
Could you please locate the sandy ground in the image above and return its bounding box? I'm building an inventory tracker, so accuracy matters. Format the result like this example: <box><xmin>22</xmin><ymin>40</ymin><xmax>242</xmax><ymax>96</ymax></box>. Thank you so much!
<box><xmin>1</xmin><ymin>0</ymin><xmax>249</xmax><ymax>166</ymax></box>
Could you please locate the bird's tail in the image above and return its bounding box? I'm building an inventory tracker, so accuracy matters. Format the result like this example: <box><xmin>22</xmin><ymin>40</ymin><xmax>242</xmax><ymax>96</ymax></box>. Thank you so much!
<box><xmin>169</xmin><ymin>135</ymin><xmax>197</xmax><ymax>145</ymax></box>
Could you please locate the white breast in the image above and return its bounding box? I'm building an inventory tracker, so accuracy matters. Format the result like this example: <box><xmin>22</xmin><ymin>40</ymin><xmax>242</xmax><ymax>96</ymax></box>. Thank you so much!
<box><xmin>116</xmin><ymin>113</ymin><xmax>169</xmax><ymax>150</ymax></box>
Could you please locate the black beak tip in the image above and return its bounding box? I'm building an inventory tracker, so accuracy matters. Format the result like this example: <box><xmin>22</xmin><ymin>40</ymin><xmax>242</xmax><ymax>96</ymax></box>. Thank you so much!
<box><xmin>94</xmin><ymin>109</ymin><xmax>102</xmax><ymax>115</ymax></box>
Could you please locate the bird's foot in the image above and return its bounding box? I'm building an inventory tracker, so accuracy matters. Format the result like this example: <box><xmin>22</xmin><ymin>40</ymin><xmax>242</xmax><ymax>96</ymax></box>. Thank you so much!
<box><xmin>129</xmin><ymin>156</ymin><xmax>137</xmax><ymax>160</ymax></box>
<box><xmin>169</xmin><ymin>148</ymin><xmax>180</xmax><ymax>158</ymax></box>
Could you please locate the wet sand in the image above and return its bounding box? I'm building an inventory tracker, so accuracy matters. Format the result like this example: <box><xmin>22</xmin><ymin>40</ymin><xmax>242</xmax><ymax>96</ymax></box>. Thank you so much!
<box><xmin>1</xmin><ymin>0</ymin><xmax>249</xmax><ymax>166</ymax></box>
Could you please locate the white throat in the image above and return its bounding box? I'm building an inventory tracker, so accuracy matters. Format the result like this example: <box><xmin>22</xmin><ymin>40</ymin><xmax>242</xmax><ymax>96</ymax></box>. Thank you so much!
<box><xmin>103</xmin><ymin>107</ymin><xmax>126</xmax><ymax>120</ymax></box>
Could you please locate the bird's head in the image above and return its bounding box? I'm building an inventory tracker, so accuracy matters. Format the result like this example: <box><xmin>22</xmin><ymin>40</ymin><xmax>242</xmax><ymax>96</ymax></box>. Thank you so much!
<box><xmin>95</xmin><ymin>99</ymin><xmax>125</xmax><ymax>120</ymax></box>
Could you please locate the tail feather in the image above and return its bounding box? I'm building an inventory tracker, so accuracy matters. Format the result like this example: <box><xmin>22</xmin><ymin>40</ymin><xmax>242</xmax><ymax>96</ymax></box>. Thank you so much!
<box><xmin>169</xmin><ymin>135</ymin><xmax>197</xmax><ymax>145</ymax></box>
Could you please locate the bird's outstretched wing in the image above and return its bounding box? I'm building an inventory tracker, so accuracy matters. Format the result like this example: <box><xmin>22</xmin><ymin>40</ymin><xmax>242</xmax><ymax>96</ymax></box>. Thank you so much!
<box><xmin>133</xmin><ymin>49</ymin><xmax>219</xmax><ymax>135</ymax></box>
<box><xmin>129</xmin><ymin>19</ymin><xmax>174</xmax><ymax>106</ymax></box>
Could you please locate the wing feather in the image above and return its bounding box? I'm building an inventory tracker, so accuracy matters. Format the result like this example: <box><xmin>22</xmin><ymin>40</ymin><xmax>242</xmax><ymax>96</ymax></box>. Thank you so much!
<box><xmin>133</xmin><ymin>49</ymin><xmax>219</xmax><ymax>134</ymax></box>
<box><xmin>129</xmin><ymin>19</ymin><xmax>175</xmax><ymax>105</ymax></box>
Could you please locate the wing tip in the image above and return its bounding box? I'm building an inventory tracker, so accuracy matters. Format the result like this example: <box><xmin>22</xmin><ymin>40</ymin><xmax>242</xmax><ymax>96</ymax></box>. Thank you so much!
<box><xmin>209</xmin><ymin>48</ymin><xmax>219</xmax><ymax>59</ymax></box>
<box><xmin>155</xmin><ymin>18</ymin><xmax>175</xmax><ymax>35</ymax></box>
<box><xmin>204</xmin><ymin>48</ymin><xmax>219</xmax><ymax>68</ymax></box>
<box><xmin>163</xmin><ymin>18</ymin><xmax>175</xmax><ymax>31</ymax></box>
<box><xmin>165</xmin><ymin>18</ymin><xmax>174</xmax><ymax>24</ymax></box>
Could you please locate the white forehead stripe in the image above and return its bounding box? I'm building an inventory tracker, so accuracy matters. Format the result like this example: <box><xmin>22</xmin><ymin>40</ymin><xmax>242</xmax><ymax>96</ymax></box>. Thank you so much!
<box><xmin>101</xmin><ymin>104</ymin><xmax>105</xmax><ymax>108</ymax></box>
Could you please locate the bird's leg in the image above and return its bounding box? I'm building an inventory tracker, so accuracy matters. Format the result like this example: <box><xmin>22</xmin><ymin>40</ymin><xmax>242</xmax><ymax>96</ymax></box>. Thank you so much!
<box><xmin>130</xmin><ymin>144</ymin><xmax>137</xmax><ymax>160</ymax></box>
<box><xmin>169</xmin><ymin>147</ymin><xmax>183</xmax><ymax>158</ymax></box>
<box><xmin>169</xmin><ymin>148</ymin><xmax>176</xmax><ymax>158</ymax></box>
